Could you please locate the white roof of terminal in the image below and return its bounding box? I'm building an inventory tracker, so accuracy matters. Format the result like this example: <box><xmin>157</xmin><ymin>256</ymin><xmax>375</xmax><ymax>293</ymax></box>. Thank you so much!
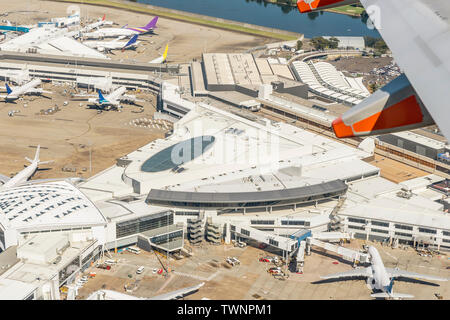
<box><xmin>342</xmin><ymin>176</ymin><xmax>449</xmax><ymax>230</ymax></box>
<box><xmin>386</xmin><ymin>131</ymin><xmax>446</xmax><ymax>150</ymax></box>
<box><xmin>80</xmin><ymin>102</ymin><xmax>375</xmax><ymax>200</ymax></box>
<box><xmin>0</xmin><ymin>278</ymin><xmax>37</xmax><ymax>300</ymax></box>
<box><xmin>0</xmin><ymin>180</ymin><xmax>107</xmax><ymax>232</ymax></box>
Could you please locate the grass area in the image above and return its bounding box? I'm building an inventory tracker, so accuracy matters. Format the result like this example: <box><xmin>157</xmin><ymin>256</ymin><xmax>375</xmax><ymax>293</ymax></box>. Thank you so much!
<box><xmin>50</xmin><ymin>0</ymin><xmax>300</xmax><ymax>41</ymax></box>
<box><xmin>325</xmin><ymin>5</ymin><xmax>365</xmax><ymax>16</ymax></box>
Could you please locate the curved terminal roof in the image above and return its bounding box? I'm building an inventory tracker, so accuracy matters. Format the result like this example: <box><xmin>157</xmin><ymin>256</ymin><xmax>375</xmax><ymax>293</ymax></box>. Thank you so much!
<box><xmin>0</xmin><ymin>180</ymin><xmax>107</xmax><ymax>231</ymax></box>
<box><xmin>141</xmin><ymin>136</ymin><xmax>216</xmax><ymax>173</ymax></box>
<box><xmin>146</xmin><ymin>179</ymin><xmax>347</xmax><ymax>209</ymax></box>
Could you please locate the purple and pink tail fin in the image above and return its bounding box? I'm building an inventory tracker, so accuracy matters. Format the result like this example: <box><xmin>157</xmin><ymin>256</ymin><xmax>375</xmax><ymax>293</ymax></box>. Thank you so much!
<box><xmin>143</xmin><ymin>16</ymin><xmax>158</xmax><ymax>30</ymax></box>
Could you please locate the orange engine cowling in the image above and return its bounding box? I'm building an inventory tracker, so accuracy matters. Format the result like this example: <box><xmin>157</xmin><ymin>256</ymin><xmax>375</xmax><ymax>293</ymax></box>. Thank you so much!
<box><xmin>297</xmin><ymin>0</ymin><xmax>358</xmax><ymax>13</ymax></box>
<box><xmin>332</xmin><ymin>74</ymin><xmax>435</xmax><ymax>138</ymax></box>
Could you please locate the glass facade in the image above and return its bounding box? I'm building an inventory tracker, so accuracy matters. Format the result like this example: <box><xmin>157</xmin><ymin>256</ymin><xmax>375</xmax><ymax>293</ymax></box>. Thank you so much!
<box><xmin>141</xmin><ymin>136</ymin><xmax>216</xmax><ymax>172</ymax></box>
<box><xmin>116</xmin><ymin>211</ymin><xmax>173</xmax><ymax>239</ymax></box>
<box><xmin>150</xmin><ymin>230</ymin><xmax>183</xmax><ymax>246</ymax></box>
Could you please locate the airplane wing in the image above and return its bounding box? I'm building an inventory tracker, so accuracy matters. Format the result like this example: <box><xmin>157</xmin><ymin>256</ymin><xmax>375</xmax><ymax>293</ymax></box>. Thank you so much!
<box><xmin>332</xmin><ymin>0</ymin><xmax>450</xmax><ymax>141</ymax></box>
<box><xmin>386</xmin><ymin>268</ymin><xmax>448</xmax><ymax>282</ymax></box>
<box><xmin>108</xmin><ymin>87</ymin><xmax>127</xmax><ymax>102</ymax></box>
<box><xmin>148</xmin><ymin>283</ymin><xmax>204</xmax><ymax>300</ymax></box>
<box><xmin>320</xmin><ymin>267</ymin><xmax>372</xmax><ymax>280</ymax></box>
<box><xmin>0</xmin><ymin>174</ymin><xmax>11</xmax><ymax>184</ymax></box>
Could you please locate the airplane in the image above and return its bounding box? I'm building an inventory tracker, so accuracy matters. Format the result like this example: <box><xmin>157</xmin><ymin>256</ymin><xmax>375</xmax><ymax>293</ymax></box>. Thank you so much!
<box><xmin>0</xmin><ymin>145</ymin><xmax>53</xmax><ymax>190</ymax></box>
<box><xmin>73</xmin><ymin>86</ymin><xmax>144</xmax><ymax>110</ymax></box>
<box><xmin>320</xmin><ymin>246</ymin><xmax>447</xmax><ymax>299</ymax></box>
<box><xmin>149</xmin><ymin>44</ymin><xmax>168</xmax><ymax>64</ymax></box>
<box><xmin>0</xmin><ymin>78</ymin><xmax>52</xmax><ymax>102</ymax></box>
<box><xmin>296</xmin><ymin>0</ymin><xmax>450</xmax><ymax>142</ymax></box>
<box><xmin>83</xmin><ymin>34</ymin><xmax>140</xmax><ymax>53</ymax></box>
<box><xmin>83</xmin><ymin>14</ymin><xmax>113</xmax><ymax>32</ymax></box>
<box><xmin>81</xmin><ymin>17</ymin><xmax>158</xmax><ymax>39</ymax></box>
<box><xmin>85</xmin><ymin>282</ymin><xmax>204</xmax><ymax>300</ymax></box>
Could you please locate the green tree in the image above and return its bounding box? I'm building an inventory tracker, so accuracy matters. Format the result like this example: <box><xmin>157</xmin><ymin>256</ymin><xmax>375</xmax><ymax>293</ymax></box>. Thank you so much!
<box><xmin>296</xmin><ymin>40</ymin><xmax>303</xmax><ymax>50</ymax></box>
<box><xmin>328</xmin><ymin>37</ymin><xmax>340</xmax><ymax>49</ymax></box>
<box><xmin>374</xmin><ymin>39</ymin><xmax>388</xmax><ymax>54</ymax></box>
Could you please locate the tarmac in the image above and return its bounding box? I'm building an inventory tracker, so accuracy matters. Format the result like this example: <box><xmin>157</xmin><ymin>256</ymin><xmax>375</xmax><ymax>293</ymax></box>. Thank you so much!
<box><xmin>0</xmin><ymin>83</ymin><xmax>165</xmax><ymax>180</ymax></box>
<box><xmin>2</xmin><ymin>0</ymin><xmax>275</xmax><ymax>64</ymax></box>
<box><xmin>76</xmin><ymin>239</ymin><xmax>450</xmax><ymax>300</ymax></box>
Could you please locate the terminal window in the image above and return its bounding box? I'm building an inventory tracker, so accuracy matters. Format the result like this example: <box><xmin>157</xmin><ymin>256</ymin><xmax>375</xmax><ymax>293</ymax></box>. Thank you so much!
<box><xmin>116</xmin><ymin>212</ymin><xmax>173</xmax><ymax>239</ymax></box>
<box><xmin>251</xmin><ymin>220</ymin><xmax>275</xmax><ymax>225</ymax></box>
<box><xmin>395</xmin><ymin>224</ymin><xmax>413</xmax><ymax>231</ymax></box>
<box><xmin>371</xmin><ymin>220</ymin><xmax>389</xmax><ymax>228</ymax></box>
<box><xmin>371</xmin><ymin>228</ymin><xmax>389</xmax><ymax>234</ymax></box>
<box><xmin>418</xmin><ymin>227</ymin><xmax>436</xmax><ymax>234</ymax></box>
<box><xmin>269</xmin><ymin>239</ymin><xmax>279</xmax><ymax>247</ymax></box>
<box><xmin>348</xmin><ymin>218</ymin><xmax>366</xmax><ymax>224</ymax></box>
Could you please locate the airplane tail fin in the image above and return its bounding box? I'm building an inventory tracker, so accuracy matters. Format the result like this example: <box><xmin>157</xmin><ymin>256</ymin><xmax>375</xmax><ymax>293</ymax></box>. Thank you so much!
<box><xmin>162</xmin><ymin>44</ymin><xmax>168</xmax><ymax>62</ymax></box>
<box><xmin>5</xmin><ymin>83</ymin><xmax>12</xmax><ymax>95</ymax></box>
<box><xmin>98</xmin><ymin>90</ymin><xmax>107</xmax><ymax>103</ymax></box>
<box><xmin>386</xmin><ymin>278</ymin><xmax>394</xmax><ymax>295</ymax></box>
<box><xmin>143</xmin><ymin>16</ymin><xmax>158</xmax><ymax>30</ymax></box>
<box><xmin>26</xmin><ymin>145</ymin><xmax>40</xmax><ymax>164</ymax></box>
<box><xmin>123</xmin><ymin>34</ymin><xmax>138</xmax><ymax>50</ymax></box>
<box><xmin>121</xmin><ymin>24</ymin><xmax>128</xmax><ymax>29</ymax></box>
<box><xmin>102</xmin><ymin>14</ymin><xmax>106</xmax><ymax>21</ymax></box>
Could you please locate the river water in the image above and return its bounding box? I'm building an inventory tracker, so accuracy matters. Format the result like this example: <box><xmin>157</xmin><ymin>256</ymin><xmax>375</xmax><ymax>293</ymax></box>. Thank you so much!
<box><xmin>133</xmin><ymin>0</ymin><xmax>380</xmax><ymax>38</ymax></box>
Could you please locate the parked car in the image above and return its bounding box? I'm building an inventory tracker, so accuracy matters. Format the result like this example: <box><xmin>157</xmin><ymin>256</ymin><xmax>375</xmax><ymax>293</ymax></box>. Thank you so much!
<box><xmin>226</xmin><ymin>257</ymin><xmax>236</xmax><ymax>266</ymax></box>
<box><xmin>268</xmin><ymin>267</ymin><xmax>283</xmax><ymax>274</ymax></box>
<box><xmin>104</xmin><ymin>259</ymin><xmax>116</xmax><ymax>265</ymax></box>
<box><xmin>259</xmin><ymin>256</ymin><xmax>279</xmax><ymax>263</ymax></box>
<box><xmin>136</xmin><ymin>266</ymin><xmax>145</xmax><ymax>274</ymax></box>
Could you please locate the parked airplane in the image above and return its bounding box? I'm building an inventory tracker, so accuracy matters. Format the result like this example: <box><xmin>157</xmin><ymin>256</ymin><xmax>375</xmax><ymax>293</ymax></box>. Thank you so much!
<box><xmin>82</xmin><ymin>17</ymin><xmax>158</xmax><ymax>39</ymax></box>
<box><xmin>72</xmin><ymin>86</ymin><xmax>143</xmax><ymax>109</ymax></box>
<box><xmin>149</xmin><ymin>44</ymin><xmax>168</xmax><ymax>64</ymax></box>
<box><xmin>0</xmin><ymin>78</ymin><xmax>52</xmax><ymax>102</ymax></box>
<box><xmin>0</xmin><ymin>145</ymin><xmax>53</xmax><ymax>190</ymax></box>
<box><xmin>83</xmin><ymin>34</ymin><xmax>140</xmax><ymax>53</ymax></box>
<box><xmin>84</xmin><ymin>14</ymin><xmax>113</xmax><ymax>31</ymax></box>
<box><xmin>296</xmin><ymin>0</ymin><xmax>450</xmax><ymax>142</ymax></box>
<box><xmin>320</xmin><ymin>246</ymin><xmax>447</xmax><ymax>299</ymax></box>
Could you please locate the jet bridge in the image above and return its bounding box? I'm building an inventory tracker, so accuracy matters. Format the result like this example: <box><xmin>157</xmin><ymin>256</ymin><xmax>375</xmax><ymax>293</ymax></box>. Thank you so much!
<box><xmin>291</xmin><ymin>231</ymin><xmax>370</xmax><ymax>272</ymax></box>
<box><xmin>231</xmin><ymin>223</ymin><xmax>298</xmax><ymax>256</ymax></box>
<box><xmin>306</xmin><ymin>237</ymin><xmax>370</xmax><ymax>265</ymax></box>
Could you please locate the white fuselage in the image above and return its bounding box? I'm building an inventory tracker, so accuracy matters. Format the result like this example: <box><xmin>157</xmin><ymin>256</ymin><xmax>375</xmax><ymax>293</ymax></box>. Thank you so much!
<box><xmin>83</xmin><ymin>39</ymin><xmax>139</xmax><ymax>51</ymax></box>
<box><xmin>89</xmin><ymin>86</ymin><xmax>127</xmax><ymax>106</ymax></box>
<box><xmin>1</xmin><ymin>161</ymin><xmax>37</xmax><ymax>189</ymax></box>
<box><xmin>368</xmin><ymin>246</ymin><xmax>392</xmax><ymax>291</ymax></box>
<box><xmin>83</xmin><ymin>28</ymin><xmax>137</xmax><ymax>39</ymax></box>
<box><xmin>5</xmin><ymin>78</ymin><xmax>42</xmax><ymax>101</ymax></box>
